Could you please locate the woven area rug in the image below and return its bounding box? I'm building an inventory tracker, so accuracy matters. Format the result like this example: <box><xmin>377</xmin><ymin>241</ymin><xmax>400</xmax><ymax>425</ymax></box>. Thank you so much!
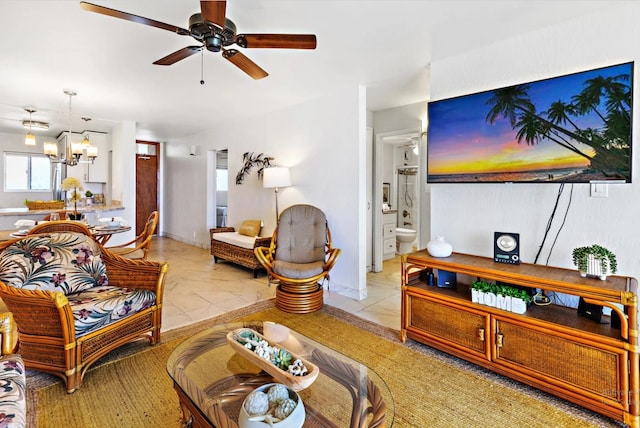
<box><xmin>30</xmin><ymin>299</ymin><xmax>622</xmax><ymax>427</ymax></box>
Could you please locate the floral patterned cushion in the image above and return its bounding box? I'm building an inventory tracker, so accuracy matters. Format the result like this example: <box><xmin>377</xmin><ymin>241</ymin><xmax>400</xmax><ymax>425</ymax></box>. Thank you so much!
<box><xmin>68</xmin><ymin>286</ymin><xmax>156</xmax><ymax>338</ymax></box>
<box><xmin>0</xmin><ymin>233</ymin><xmax>107</xmax><ymax>296</ymax></box>
<box><xmin>0</xmin><ymin>354</ymin><xmax>26</xmax><ymax>428</ymax></box>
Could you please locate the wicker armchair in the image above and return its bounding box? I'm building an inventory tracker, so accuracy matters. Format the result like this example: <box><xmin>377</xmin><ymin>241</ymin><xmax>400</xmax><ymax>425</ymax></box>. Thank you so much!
<box><xmin>0</xmin><ymin>232</ymin><xmax>168</xmax><ymax>393</ymax></box>
<box><xmin>0</xmin><ymin>313</ymin><xmax>25</xmax><ymax>428</ymax></box>
<box><xmin>254</xmin><ymin>205</ymin><xmax>341</xmax><ymax>313</ymax></box>
<box><xmin>0</xmin><ymin>312</ymin><xmax>18</xmax><ymax>355</ymax></box>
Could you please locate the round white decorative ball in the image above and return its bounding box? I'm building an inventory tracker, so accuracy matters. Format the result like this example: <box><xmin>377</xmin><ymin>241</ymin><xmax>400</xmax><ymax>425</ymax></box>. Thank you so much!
<box><xmin>427</xmin><ymin>236</ymin><xmax>453</xmax><ymax>257</ymax></box>
<box><xmin>244</xmin><ymin>390</ymin><xmax>269</xmax><ymax>416</ymax></box>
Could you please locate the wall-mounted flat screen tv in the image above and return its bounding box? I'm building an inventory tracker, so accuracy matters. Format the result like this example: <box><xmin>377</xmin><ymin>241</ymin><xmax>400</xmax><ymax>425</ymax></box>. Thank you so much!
<box><xmin>427</xmin><ymin>62</ymin><xmax>633</xmax><ymax>183</ymax></box>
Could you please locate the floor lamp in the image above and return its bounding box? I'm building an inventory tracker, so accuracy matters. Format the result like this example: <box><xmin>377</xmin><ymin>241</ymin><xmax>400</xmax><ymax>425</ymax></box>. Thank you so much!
<box><xmin>263</xmin><ymin>167</ymin><xmax>291</xmax><ymax>225</ymax></box>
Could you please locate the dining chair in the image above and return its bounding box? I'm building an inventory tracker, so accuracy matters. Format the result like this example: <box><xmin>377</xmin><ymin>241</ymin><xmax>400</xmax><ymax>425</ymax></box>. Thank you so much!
<box><xmin>28</xmin><ymin>220</ymin><xmax>93</xmax><ymax>236</ymax></box>
<box><xmin>105</xmin><ymin>211</ymin><xmax>158</xmax><ymax>260</ymax></box>
<box><xmin>42</xmin><ymin>211</ymin><xmax>74</xmax><ymax>221</ymax></box>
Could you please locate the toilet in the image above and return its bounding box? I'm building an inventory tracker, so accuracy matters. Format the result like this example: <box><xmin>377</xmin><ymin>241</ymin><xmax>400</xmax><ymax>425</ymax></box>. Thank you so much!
<box><xmin>396</xmin><ymin>228</ymin><xmax>417</xmax><ymax>254</ymax></box>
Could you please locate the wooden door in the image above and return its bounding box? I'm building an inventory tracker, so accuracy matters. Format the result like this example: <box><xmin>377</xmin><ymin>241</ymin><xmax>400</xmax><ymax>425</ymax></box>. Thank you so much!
<box><xmin>407</xmin><ymin>295</ymin><xmax>490</xmax><ymax>358</ymax></box>
<box><xmin>493</xmin><ymin>317</ymin><xmax>626</xmax><ymax>407</ymax></box>
<box><xmin>136</xmin><ymin>141</ymin><xmax>159</xmax><ymax>236</ymax></box>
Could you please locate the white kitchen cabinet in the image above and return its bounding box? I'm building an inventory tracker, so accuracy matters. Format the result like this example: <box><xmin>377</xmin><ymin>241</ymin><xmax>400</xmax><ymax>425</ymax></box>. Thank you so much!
<box><xmin>85</xmin><ymin>132</ymin><xmax>110</xmax><ymax>183</ymax></box>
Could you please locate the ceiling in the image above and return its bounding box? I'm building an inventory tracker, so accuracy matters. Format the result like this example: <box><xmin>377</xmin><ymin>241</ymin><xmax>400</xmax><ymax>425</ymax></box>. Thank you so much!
<box><xmin>0</xmin><ymin>0</ymin><xmax>617</xmax><ymax>141</ymax></box>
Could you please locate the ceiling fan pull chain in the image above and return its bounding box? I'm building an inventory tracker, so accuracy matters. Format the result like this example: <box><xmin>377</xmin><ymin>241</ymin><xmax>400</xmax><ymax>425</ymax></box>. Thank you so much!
<box><xmin>200</xmin><ymin>47</ymin><xmax>205</xmax><ymax>85</ymax></box>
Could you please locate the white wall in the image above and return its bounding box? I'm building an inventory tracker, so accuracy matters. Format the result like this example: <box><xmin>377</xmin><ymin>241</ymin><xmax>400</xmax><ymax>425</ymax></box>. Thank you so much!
<box><xmin>429</xmin><ymin>3</ymin><xmax>640</xmax><ymax>280</ymax></box>
<box><xmin>162</xmin><ymin>86</ymin><xmax>366</xmax><ymax>299</ymax></box>
<box><xmin>107</xmin><ymin>120</ymin><xmax>137</xmax><ymax>246</ymax></box>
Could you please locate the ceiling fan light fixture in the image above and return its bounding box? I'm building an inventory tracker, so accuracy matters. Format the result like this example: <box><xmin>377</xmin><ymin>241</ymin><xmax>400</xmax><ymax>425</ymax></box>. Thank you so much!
<box><xmin>205</xmin><ymin>35</ymin><xmax>223</xmax><ymax>52</ymax></box>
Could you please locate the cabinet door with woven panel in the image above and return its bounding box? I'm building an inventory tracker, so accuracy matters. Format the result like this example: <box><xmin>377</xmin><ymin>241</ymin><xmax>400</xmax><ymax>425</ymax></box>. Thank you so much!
<box><xmin>407</xmin><ymin>294</ymin><xmax>490</xmax><ymax>359</ymax></box>
<box><xmin>493</xmin><ymin>317</ymin><xmax>629</xmax><ymax>412</ymax></box>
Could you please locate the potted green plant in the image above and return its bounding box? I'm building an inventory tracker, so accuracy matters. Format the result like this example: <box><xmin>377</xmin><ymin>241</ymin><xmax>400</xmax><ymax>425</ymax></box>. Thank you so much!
<box><xmin>85</xmin><ymin>190</ymin><xmax>94</xmax><ymax>205</ymax></box>
<box><xmin>572</xmin><ymin>244</ymin><xmax>617</xmax><ymax>280</ymax></box>
<box><xmin>471</xmin><ymin>280</ymin><xmax>531</xmax><ymax>314</ymax></box>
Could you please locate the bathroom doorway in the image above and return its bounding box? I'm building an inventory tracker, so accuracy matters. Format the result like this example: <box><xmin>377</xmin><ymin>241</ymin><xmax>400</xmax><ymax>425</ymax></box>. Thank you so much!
<box><xmin>206</xmin><ymin>148</ymin><xmax>228</xmax><ymax>230</ymax></box>
<box><xmin>372</xmin><ymin>128</ymin><xmax>423</xmax><ymax>272</ymax></box>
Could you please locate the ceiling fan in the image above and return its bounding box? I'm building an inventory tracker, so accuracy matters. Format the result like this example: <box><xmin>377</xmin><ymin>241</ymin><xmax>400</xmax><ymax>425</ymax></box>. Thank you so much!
<box><xmin>79</xmin><ymin>1</ymin><xmax>317</xmax><ymax>80</ymax></box>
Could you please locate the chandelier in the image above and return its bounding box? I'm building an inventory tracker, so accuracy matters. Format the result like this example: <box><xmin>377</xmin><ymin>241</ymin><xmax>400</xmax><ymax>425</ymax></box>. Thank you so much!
<box><xmin>43</xmin><ymin>89</ymin><xmax>98</xmax><ymax>166</ymax></box>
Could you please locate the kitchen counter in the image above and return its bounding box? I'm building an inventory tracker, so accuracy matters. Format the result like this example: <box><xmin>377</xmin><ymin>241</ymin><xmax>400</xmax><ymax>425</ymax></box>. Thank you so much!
<box><xmin>0</xmin><ymin>204</ymin><xmax>124</xmax><ymax>217</ymax></box>
<box><xmin>0</xmin><ymin>204</ymin><xmax>126</xmax><ymax>230</ymax></box>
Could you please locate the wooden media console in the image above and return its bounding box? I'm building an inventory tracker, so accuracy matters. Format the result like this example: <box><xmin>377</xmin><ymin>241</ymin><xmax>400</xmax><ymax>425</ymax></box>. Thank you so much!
<box><xmin>401</xmin><ymin>250</ymin><xmax>639</xmax><ymax>427</ymax></box>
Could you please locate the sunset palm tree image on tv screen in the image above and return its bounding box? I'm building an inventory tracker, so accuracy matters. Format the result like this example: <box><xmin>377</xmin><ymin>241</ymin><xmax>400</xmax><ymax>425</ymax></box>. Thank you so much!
<box><xmin>426</xmin><ymin>62</ymin><xmax>633</xmax><ymax>183</ymax></box>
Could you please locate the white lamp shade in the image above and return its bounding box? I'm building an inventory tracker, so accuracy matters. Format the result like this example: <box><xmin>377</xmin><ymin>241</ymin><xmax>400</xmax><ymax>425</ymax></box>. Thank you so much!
<box><xmin>44</xmin><ymin>141</ymin><xmax>58</xmax><ymax>156</ymax></box>
<box><xmin>24</xmin><ymin>132</ymin><xmax>36</xmax><ymax>146</ymax></box>
<box><xmin>263</xmin><ymin>167</ymin><xmax>291</xmax><ymax>189</ymax></box>
<box><xmin>86</xmin><ymin>145</ymin><xmax>98</xmax><ymax>158</ymax></box>
<box><xmin>71</xmin><ymin>142</ymin><xmax>83</xmax><ymax>155</ymax></box>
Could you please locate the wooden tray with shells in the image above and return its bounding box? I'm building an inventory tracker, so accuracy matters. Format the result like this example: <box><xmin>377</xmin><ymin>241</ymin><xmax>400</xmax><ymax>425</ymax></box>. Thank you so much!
<box><xmin>227</xmin><ymin>327</ymin><xmax>319</xmax><ymax>391</ymax></box>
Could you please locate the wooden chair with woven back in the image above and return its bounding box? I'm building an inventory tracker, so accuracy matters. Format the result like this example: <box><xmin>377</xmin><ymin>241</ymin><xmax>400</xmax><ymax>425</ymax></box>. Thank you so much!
<box><xmin>105</xmin><ymin>211</ymin><xmax>158</xmax><ymax>260</ymax></box>
<box><xmin>0</xmin><ymin>231</ymin><xmax>168</xmax><ymax>393</ymax></box>
<box><xmin>254</xmin><ymin>204</ymin><xmax>341</xmax><ymax>314</ymax></box>
<box><xmin>42</xmin><ymin>211</ymin><xmax>74</xmax><ymax>221</ymax></box>
<box><xmin>28</xmin><ymin>220</ymin><xmax>93</xmax><ymax>236</ymax></box>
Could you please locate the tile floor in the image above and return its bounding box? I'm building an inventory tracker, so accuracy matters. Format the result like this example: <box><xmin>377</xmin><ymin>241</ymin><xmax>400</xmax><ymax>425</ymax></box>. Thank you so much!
<box><xmin>150</xmin><ymin>237</ymin><xmax>403</xmax><ymax>332</ymax></box>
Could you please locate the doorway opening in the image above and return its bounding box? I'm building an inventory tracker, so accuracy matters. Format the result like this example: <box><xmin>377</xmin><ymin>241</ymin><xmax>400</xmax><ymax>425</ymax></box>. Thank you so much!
<box><xmin>372</xmin><ymin>128</ymin><xmax>423</xmax><ymax>272</ymax></box>
<box><xmin>215</xmin><ymin>149</ymin><xmax>228</xmax><ymax>227</ymax></box>
<box><xmin>207</xmin><ymin>148</ymin><xmax>229</xmax><ymax>230</ymax></box>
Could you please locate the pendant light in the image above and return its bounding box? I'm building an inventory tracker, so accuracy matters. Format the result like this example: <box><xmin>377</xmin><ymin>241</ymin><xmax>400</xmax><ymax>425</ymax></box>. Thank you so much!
<box><xmin>24</xmin><ymin>107</ymin><xmax>36</xmax><ymax>146</ymax></box>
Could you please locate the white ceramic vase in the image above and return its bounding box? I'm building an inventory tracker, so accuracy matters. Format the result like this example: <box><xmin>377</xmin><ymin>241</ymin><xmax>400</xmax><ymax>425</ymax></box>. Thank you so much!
<box><xmin>427</xmin><ymin>236</ymin><xmax>453</xmax><ymax>258</ymax></box>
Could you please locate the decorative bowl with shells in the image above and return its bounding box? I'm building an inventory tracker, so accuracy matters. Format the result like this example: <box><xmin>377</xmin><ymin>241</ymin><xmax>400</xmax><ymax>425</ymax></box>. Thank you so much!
<box><xmin>238</xmin><ymin>383</ymin><xmax>305</xmax><ymax>428</ymax></box>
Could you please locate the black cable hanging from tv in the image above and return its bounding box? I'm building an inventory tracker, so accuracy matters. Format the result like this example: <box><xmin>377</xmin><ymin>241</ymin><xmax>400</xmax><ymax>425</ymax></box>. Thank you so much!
<box><xmin>533</xmin><ymin>184</ymin><xmax>565</xmax><ymax>264</ymax></box>
<box><xmin>545</xmin><ymin>184</ymin><xmax>574</xmax><ymax>265</ymax></box>
<box><xmin>531</xmin><ymin>183</ymin><xmax>574</xmax><ymax>306</ymax></box>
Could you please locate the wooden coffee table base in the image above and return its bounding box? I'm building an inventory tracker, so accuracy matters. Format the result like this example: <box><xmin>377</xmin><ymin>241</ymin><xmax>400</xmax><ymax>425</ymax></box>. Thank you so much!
<box><xmin>173</xmin><ymin>383</ymin><xmax>211</xmax><ymax>428</ymax></box>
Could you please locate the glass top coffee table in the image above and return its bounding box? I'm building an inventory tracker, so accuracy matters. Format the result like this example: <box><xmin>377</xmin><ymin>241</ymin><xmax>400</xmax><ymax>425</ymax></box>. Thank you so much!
<box><xmin>167</xmin><ymin>321</ymin><xmax>394</xmax><ymax>427</ymax></box>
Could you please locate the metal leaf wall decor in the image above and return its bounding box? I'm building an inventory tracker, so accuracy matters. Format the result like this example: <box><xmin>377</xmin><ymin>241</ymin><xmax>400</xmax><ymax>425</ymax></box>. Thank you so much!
<box><xmin>235</xmin><ymin>152</ymin><xmax>274</xmax><ymax>185</ymax></box>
